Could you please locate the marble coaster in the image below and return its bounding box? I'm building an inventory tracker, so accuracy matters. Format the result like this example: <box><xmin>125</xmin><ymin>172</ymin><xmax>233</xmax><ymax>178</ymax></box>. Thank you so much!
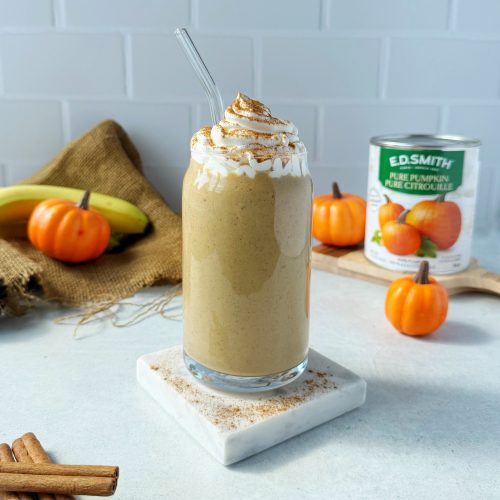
<box><xmin>137</xmin><ymin>345</ymin><xmax>366</xmax><ymax>465</ymax></box>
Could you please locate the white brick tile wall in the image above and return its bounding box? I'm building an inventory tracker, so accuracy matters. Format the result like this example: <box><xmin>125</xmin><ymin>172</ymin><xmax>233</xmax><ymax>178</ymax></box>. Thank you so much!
<box><xmin>0</xmin><ymin>0</ymin><xmax>499</xmax><ymax>235</ymax></box>
<box><xmin>0</xmin><ymin>101</ymin><xmax>64</xmax><ymax>163</ymax></box>
<box><xmin>64</xmin><ymin>0</ymin><xmax>189</xmax><ymax>29</ymax></box>
<box><xmin>3</xmin><ymin>162</ymin><xmax>44</xmax><ymax>185</ymax></box>
<box><xmin>323</xmin><ymin>104</ymin><xmax>440</xmax><ymax>167</ymax></box>
<box><xmin>0</xmin><ymin>34</ymin><xmax>125</xmax><ymax>96</ymax></box>
<box><xmin>131</xmin><ymin>35</ymin><xmax>253</xmax><ymax>99</ymax></box>
<box><xmin>447</xmin><ymin>106</ymin><xmax>500</xmax><ymax>166</ymax></box>
<box><xmin>197</xmin><ymin>0</ymin><xmax>321</xmax><ymax>30</ymax></box>
<box><xmin>0</xmin><ymin>0</ymin><xmax>53</xmax><ymax>28</ymax></box>
<box><xmin>475</xmin><ymin>167</ymin><xmax>495</xmax><ymax>233</ymax></box>
<box><xmin>456</xmin><ymin>0</ymin><xmax>500</xmax><ymax>32</ymax></box>
<box><xmin>0</xmin><ymin>164</ymin><xmax>6</xmax><ymax>186</ymax></box>
<box><xmin>143</xmin><ymin>165</ymin><xmax>186</xmax><ymax>214</ymax></box>
<box><xmin>491</xmin><ymin>176</ymin><xmax>500</xmax><ymax>233</ymax></box>
<box><xmin>387</xmin><ymin>39</ymin><xmax>500</xmax><ymax>98</ymax></box>
<box><xmin>67</xmin><ymin>101</ymin><xmax>191</xmax><ymax>169</ymax></box>
<box><xmin>447</xmin><ymin>105</ymin><xmax>500</xmax><ymax>233</ymax></box>
<box><xmin>262</xmin><ymin>37</ymin><xmax>380</xmax><ymax>98</ymax></box>
<box><xmin>328</xmin><ymin>0</ymin><xmax>449</xmax><ymax>31</ymax></box>
<box><xmin>310</xmin><ymin>166</ymin><xmax>368</xmax><ymax>201</ymax></box>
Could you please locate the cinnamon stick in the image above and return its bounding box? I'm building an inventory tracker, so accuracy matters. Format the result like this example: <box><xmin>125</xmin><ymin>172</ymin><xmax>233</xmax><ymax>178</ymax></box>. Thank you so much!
<box><xmin>12</xmin><ymin>434</ymin><xmax>73</xmax><ymax>500</ymax></box>
<box><xmin>0</xmin><ymin>444</ymin><xmax>33</xmax><ymax>500</ymax></box>
<box><xmin>9</xmin><ymin>434</ymin><xmax>118</xmax><ymax>497</ymax></box>
<box><xmin>12</xmin><ymin>434</ymin><xmax>52</xmax><ymax>464</ymax></box>
<box><xmin>0</xmin><ymin>464</ymin><xmax>118</xmax><ymax>478</ymax></box>
<box><xmin>0</xmin><ymin>473</ymin><xmax>116</xmax><ymax>497</ymax></box>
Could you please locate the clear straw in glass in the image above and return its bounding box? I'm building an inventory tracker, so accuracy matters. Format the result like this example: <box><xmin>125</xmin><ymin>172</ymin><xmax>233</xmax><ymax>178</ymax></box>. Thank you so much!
<box><xmin>174</xmin><ymin>27</ymin><xmax>224</xmax><ymax>125</ymax></box>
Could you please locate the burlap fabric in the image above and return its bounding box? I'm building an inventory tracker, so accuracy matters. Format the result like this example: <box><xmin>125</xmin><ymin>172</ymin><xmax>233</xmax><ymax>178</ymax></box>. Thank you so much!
<box><xmin>0</xmin><ymin>120</ymin><xmax>182</xmax><ymax>316</ymax></box>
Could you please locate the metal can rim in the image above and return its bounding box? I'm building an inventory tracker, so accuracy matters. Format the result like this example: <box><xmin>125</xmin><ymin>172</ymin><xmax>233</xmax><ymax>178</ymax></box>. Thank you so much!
<box><xmin>370</xmin><ymin>134</ymin><xmax>481</xmax><ymax>150</ymax></box>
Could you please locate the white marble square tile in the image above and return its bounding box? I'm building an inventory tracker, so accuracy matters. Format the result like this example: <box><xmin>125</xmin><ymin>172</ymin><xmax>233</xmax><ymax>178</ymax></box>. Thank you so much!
<box><xmin>137</xmin><ymin>346</ymin><xmax>366</xmax><ymax>465</ymax></box>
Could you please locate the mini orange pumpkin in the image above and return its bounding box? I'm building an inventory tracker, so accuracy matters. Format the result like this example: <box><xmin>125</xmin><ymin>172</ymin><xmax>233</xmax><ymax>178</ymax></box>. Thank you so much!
<box><xmin>382</xmin><ymin>209</ymin><xmax>421</xmax><ymax>255</ymax></box>
<box><xmin>378</xmin><ymin>194</ymin><xmax>404</xmax><ymax>229</ymax></box>
<box><xmin>385</xmin><ymin>260</ymin><xmax>448</xmax><ymax>336</ymax></box>
<box><xmin>313</xmin><ymin>182</ymin><xmax>366</xmax><ymax>247</ymax></box>
<box><xmin>28</xmin><ymin>191</ymin><xmax>110</xmax><ymax>263</ymax></box>
<box><xmin>405</xmin><ymin>193</ymin><xmax>461</xmax><ymax>250</ymax></box>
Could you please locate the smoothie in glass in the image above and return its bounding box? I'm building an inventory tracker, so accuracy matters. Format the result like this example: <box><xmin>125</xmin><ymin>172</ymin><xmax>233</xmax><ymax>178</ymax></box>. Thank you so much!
<box><xmin>183</xmin><ymin>94</ymin><xmax>312</xmax><ymax>391</ymax></box>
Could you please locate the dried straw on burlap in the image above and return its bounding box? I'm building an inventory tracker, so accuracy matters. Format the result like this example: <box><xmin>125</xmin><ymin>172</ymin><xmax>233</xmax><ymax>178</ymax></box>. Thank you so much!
<box><xmin>0</xmin><ymin>120</ymin><xmax>182</xmax><ymax>317</ymax></box>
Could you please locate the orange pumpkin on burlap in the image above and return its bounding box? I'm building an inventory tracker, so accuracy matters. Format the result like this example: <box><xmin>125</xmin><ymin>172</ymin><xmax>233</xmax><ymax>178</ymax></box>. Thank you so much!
<box><xmin>381</xmin><ymin>209</ymin><xmax>421</xmax><ymax>256</ymax></box>
<box><xmin>28</xmin><ymin>191</ymin><xmax>110</xmax><ymax>263</ymax></box>
<box><xmin>405</xmin><ymin>194</ymin><xmax>461</xmax><ymax>250</ymax></box>
<box><xmin>313</xmin><ymin>182</ymin><xmax>366</xmax><ymax>247</ymax></box>
<box><xmin>378</xmin><ymin>194</ymin><xmax>404</xmax><ymax>229</ymax></box>
<box><xmin>385</xmin><ymin>260</ymin><xmax>448</xmax><ymax>336</ymax></box>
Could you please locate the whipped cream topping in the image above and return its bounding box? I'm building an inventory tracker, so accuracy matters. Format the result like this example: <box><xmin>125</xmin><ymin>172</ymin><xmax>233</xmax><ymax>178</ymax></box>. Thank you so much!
<box><xmin>191</xmin><ymin>94</ymin><xmax>308</xmax><ymax>184</ymax></box>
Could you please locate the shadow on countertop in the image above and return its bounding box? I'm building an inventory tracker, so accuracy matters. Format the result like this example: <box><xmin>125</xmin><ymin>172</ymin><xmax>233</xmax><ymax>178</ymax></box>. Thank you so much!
<box><xmin>231</xmin><ymin>375</ymin><xmax>500</xmax><ymax>474</ymax></box>
<box><xmin>415</xmin><ymin>320</ymin><xmax>495</xmax><ymax>346</ymax></box>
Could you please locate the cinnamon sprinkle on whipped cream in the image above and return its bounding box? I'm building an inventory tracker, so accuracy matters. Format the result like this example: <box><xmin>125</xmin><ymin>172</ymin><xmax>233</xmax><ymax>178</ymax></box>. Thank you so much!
<box><xmin>191</xmin><ymin>93</ymin><xmax>308</xmax><ymax>181</ymax></box>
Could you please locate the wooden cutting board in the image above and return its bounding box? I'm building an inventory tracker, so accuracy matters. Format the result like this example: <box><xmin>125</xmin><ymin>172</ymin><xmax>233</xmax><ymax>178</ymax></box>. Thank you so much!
<box><xmin>312</xmin><ymin>244</ymin><xmax>500</xmax><ymax>296</ymax></box>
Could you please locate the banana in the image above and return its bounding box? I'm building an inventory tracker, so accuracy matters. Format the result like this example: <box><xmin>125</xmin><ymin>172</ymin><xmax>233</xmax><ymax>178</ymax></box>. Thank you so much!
<box><xmin>0</xmin><ymin>185</ymin><xmax>149</xmax><ymax>234</ymax></box>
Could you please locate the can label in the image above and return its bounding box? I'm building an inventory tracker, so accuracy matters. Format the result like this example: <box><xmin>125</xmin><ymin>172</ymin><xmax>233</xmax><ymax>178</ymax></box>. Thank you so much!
<box><xmin>379</xmin><ymin>148</ymin><xmax>464</xmax><ymax>194</ymax></box>
<box><xmin>364</xmin><ymin>144</ymin><xmax>479</xmax><ymax>274</ymax></box>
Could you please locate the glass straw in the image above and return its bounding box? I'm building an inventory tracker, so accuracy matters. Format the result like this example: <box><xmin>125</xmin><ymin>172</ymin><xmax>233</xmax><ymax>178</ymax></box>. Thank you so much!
<box><xmin>174</xmin><ymin>27</ymin><xmax>224</xmax><ymax>125</ymax></box>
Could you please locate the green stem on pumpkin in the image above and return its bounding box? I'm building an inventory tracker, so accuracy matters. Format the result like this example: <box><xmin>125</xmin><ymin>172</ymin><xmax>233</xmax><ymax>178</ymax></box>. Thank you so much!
<box><xmin>414</xmin><ymin>260</ymin><xmax>430</xmax><ymax>284</ymax></box>
<box><xmin>77</xmin><ymin>190</ymin><xmax>91</xmax><ymax>210</ymax></box>
<box><xmin>383</xmin><ymin>194</ymin><xmax>392</xmax><ymax>204</ymax></box>
<box><xmin>332</xmin><ymin>182</ymin><xmax>342</xmax><ymax>199</ymax></box>
<box><xmin>435</xmin><ymin>193</ymin><xmax>446</xmax><ymax>203</ymax></box>
<box><xmin>396</xmin><ymin>208</ymin><xmax>410</xmax><ymax>224</ymax></box>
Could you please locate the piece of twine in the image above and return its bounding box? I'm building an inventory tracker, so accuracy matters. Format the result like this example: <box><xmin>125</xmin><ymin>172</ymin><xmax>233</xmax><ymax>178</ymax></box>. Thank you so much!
<box><xmin>54</xmin><ymin>284</ymin><xmax>183</xmax><ymax>336</ymax></box>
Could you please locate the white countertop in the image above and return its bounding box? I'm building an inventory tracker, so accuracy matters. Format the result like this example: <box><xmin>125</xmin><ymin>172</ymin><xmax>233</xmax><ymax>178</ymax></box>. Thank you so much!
<box><xmin>1</xmin><ymin>237</ymin><xmax>499</xmax><ymax>500</ymax></box>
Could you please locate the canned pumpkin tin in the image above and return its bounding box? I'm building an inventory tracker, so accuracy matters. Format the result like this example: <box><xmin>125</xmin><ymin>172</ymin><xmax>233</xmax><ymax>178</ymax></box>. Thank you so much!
<box><xmin>364</xmin><ymin>134</ymin><xmax>480</xmax><ymax>274</ymax></box>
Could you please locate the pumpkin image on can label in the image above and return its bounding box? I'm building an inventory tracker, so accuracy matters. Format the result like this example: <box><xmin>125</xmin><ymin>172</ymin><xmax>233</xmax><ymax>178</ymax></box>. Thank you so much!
<box><xmin>364</xmin><ymin>135</ymin><xmax>480</xmax><ymax>275</ymax></box>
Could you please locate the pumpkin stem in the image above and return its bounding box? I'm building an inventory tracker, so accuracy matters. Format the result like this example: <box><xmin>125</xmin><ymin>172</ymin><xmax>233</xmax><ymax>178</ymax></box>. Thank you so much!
<box><xmin>332</xmin><ymin>182</ymin><xmax>342</xmax><ymax>199</ymax></box>
<box><xmin>77</xmin><ymin>190</ymin><xmax>91</xmax><ymax>210</ymax></box>
<box><xmin>414</xmin><ymin>260</ymin><xmax>430</xmax><ymax>284</ymax></box>
<box><xmin>396</xmin><ymin>209</ymin><xmax>410</xmax><ymax>224</ymax></box>
<box><xmin>435</xmin><ymin>193</ymin><xmax>446</xmax><ymax>202</ymax></box>
<box><xmin>383</xmin><ymin>194</ymin><xmax>392</xmax><ymax>204</ymax></box>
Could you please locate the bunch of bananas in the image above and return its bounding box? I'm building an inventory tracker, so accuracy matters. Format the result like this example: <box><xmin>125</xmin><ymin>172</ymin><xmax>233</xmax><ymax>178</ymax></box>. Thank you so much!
<box><xmin>0</xmin><ymin>185</ymin><xmax>149</xmax><ymax>239</ymax></box>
